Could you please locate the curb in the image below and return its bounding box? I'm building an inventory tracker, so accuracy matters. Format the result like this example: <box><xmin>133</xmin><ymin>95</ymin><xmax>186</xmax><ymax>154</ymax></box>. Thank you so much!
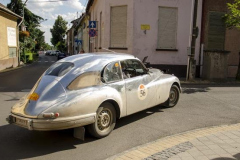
<box><xmin>107</xmin><ymin>123</ymin><xmax>240</xmax><ymax>160</ymax></box>
<box><xmin>0</xmin><ymin>65</ymin><xmax>26</xmax><ymax>74</ymax></box>
<box><xmin>0</xmin><ymin>58</ymin><xmax>40</xmax><ymax>74</ymax></box>
<box><xmin>180</xmin><ymin>81</ymin><xmax>240</xmax><ymax>85</ymax></box>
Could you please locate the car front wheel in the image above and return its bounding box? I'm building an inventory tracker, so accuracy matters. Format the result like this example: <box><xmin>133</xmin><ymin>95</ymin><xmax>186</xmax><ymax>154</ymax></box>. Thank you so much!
<box><xmin>87</xmin><ymin>102</ymin><xmax>116</xmax><ymax>138</ymax></box>
<box><xmin>167</xmin><ymin>84</ymin><xmax>180</xmax><ymax>107</ymax></box>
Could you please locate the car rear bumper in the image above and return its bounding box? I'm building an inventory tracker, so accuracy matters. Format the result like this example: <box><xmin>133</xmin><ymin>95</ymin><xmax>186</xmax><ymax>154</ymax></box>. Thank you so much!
<box><xmin>6</xmin><ymin>113</ymin><xmax>96</xmax><ymax>131</ymax></box>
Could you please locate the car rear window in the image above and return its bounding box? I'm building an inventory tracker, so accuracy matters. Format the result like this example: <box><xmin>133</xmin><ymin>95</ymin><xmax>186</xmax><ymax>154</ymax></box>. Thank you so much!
<box><xmin>45</xmin><ymin>62</ymin><xmax>74</xmax><ymax>77</ymax></box>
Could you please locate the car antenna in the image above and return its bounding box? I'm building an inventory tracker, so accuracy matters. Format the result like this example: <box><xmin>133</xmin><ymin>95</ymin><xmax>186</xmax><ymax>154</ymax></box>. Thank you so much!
<box><xmin>102</xmin><ymin>48</ymin><xmax>116</xmax><ymax>53</ymax></box>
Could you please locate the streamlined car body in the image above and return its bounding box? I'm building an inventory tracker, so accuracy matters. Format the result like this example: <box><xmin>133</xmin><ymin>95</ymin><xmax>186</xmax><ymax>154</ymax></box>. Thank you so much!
<box><xmin>7</xmin><ymin>53</ymin><xmax>181</xmax><ymax>138</ymax></box>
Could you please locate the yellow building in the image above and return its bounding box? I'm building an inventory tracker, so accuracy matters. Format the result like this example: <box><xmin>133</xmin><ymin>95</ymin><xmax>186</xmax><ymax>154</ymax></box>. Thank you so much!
<box><xmin>0</xmin><ymin>3</ymin><xmax>22</xmax><ymax>71</ymax></box>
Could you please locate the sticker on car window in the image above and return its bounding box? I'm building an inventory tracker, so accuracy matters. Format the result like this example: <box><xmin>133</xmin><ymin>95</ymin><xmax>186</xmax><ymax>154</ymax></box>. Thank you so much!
<box><xmin>138</xmin><ymin>84</ymin><xmax>148</xmax><ymax>100</ymax></box>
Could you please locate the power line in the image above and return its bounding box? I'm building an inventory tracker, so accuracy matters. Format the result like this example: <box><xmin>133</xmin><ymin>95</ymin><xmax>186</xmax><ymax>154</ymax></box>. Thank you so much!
<box><xmin>82</xmin><ymin>0</ymin><xmax>88</xmax><ymax>13</ymax></box>
<box><xmin>27</xmin><ymin>0</ymin><xmax>70</xmax><ymax>3</ymax></box>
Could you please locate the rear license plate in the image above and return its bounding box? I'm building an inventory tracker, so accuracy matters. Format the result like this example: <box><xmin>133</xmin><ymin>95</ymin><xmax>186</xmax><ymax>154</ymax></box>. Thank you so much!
<box><xmin>16</xmin><ymin>118</ymin><xmax>27</xmax><ymax>126</ymax></box>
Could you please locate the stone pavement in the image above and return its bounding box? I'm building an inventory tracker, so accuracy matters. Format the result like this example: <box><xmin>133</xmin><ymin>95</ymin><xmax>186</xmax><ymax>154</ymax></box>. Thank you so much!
<box><xmin>108</xmin><ymin>123</ymin><xmax>240</xmax><ymax>160</ymax></box>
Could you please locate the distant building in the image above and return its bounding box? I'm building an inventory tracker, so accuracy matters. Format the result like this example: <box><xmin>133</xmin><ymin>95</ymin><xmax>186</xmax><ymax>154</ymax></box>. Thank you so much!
<box><xmin>0</xmin><ymin>3</ymin><xmax>22</xmax><ymax>71</ymax></box>
<box><xmin>66</xmin><ymin>28</ymin><xmax>73</xmax><ymax>55</ymax></box>
<box><xmin>77</xmin><ymin>13</ymin><xmax>89</xmax><ymax>53</ymax></box>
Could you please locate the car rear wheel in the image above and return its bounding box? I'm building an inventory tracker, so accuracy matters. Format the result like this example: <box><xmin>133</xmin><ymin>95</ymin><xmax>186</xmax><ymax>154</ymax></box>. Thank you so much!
<box><xmin>167</xmin><ymin>84</ymin><xmax>180</xmax><ymax>107</ymax></box>
<box><xmin>87</xmin><ymin>102</ymin><xmax>116</xmax><ymax>138</ymax></box>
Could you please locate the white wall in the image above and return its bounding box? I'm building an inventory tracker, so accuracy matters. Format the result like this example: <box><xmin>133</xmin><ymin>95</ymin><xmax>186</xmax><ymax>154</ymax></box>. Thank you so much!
<box><xmin>133</xmin><ymin>0</ymin><xmax>202</xmax><ymax>65</ymax></box>
<box><xmin>88</xmin><ymin>0</ymin><xmax>202</xmax><ymax>66</ymax></box>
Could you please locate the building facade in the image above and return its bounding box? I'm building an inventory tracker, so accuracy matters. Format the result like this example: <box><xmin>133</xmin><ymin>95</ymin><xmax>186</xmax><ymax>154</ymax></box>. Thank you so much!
<box><xmin>0</xmin><ymin>3</ymin><xmax>22</xmax><ymax>71</ymax></box>
<box><xmin>86</xmin><ymin>0</ymin><xmax>203</xmax><ymax>77</ymax></box>
<box><xmin>77</xmin><ymin>13</ymin><xmax>89</xmax><ymax>53</ymax></box>
<box><xmin>200</xmin><ymin>0</ymin><xmax>240</xmax><ymax>78</ymax></box>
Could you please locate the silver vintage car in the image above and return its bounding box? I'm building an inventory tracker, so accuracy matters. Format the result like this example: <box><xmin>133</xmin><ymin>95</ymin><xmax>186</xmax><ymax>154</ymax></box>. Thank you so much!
<box><xmin>7</xmin><ymin>53</ymin><xmax>181</xmax><ymax>138</ymax></box>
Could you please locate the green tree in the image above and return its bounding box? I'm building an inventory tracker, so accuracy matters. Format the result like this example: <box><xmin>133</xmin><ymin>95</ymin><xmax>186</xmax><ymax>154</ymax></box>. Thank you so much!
<box><xmin>50</xmin><ymin>16</ymin><xmax>67</xmax><ymax>47</ymax></box>
<box><xmin>56</xmin><ymin>41</ymin><xmax>67</xmax><ymax>52</ymax></box>
<box><xmin>7</xmin><ymin>0</ymin><xmax>44</xmax><ymax>25</ymax></box>
<box><xmin>7</xmin><ymin>0</ymin><xmax>46</xmax><ymax>55</ymax></box>
<box><xmin>42</xmin><ymin>43</ymin><xmax>52</xmax><ymax>51</ymax></box>
<box><xmin>225</xmin><ymin>0</ymin><xmax>240</xmax><ymax>80</ymax></box>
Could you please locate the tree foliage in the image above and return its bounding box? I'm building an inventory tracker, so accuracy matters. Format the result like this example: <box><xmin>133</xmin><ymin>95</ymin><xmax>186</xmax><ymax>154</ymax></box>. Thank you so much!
<box><xmin>225</xmin><ymin>0</ymin><xmax>240</xmax><ymax>29</ymax></box>
<box><xmin>56</xmin><ymin>41</ymin><xmax>67</xmax><ymax>52</ymax></box>
<box><xmin>7</xmin><ymin>0</ymin><xmax>46</xmax><ymax>54</ymax></box>
<box><xmin>225</xmin><ymin>0</ymin><xmax>240</xmax><ymax>80</ymax></box>
<box><xmin>50</xmin><ymin>15</ymin><xmax>67</xmax><ymax>47</ymax></box>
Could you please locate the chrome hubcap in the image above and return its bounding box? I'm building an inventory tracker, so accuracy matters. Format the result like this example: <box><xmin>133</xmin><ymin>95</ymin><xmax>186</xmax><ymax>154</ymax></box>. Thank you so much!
<box><xmin>170</xmin><ymin>88</ymin><xmax>177</xmax><ymax>104</ymax></box>
<box><xmin>97</xmin><ymin>109</ymin><xmax>111</xmax><ymax>131</ymax></box>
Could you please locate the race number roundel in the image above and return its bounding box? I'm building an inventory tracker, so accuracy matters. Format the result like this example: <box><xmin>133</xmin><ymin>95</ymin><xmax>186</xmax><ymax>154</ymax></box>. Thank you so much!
<box><xmin>138</xmin><ymin>84</ymin><xmax>148</xmax><ymax>100</ymax></box>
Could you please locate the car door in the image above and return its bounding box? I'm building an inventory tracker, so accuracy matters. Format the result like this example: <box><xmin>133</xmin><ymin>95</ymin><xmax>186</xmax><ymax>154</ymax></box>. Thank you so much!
<box><xmin>102</xmin><ymin>61</ymin><xmax>127</xmax><ymax>117</ymax></box>
<box><xmin>121</xmin><ymin>59</ymin><xmax>156</xmax><ymax>115</ymax></box>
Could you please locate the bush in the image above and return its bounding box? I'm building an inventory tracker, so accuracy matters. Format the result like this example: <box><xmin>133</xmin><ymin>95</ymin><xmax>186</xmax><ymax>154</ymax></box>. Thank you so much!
<box><xmin>21</xmin><ymin>52</ymin><xmax>38</xmax><ymax>64</ymax></box>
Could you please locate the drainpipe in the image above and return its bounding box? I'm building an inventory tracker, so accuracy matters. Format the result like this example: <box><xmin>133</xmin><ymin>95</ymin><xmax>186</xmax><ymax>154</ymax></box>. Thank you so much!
<box><xmin>198</xmin><ymin>0</ymin><xmax>205</xmax><ymax>78</ymax></box>
<box><xmin>187</xmin><ymin>0</ymin><xmax>199</xmax><ymax>81</ymax></box>
<box><xmin>17</xmin><ymin>13</ymin><xmax>24</xmax><ymax>66</ymax></box>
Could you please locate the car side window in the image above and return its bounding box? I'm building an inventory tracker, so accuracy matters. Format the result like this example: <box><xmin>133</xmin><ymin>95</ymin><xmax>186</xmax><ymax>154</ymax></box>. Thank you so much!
<box><xmin>121</xmin><ymin>60</ymin><xmax>147</xmax><ymax>79</ymax></box>
<box><xmin>68</xmin><ymin>72</ymin><xmax>101</xmax><ymax>90</ymax></box>
<box><xmin>103</xmin><ymin>62</ymin><xmax>122</xmax><ymax>83</ymax></box>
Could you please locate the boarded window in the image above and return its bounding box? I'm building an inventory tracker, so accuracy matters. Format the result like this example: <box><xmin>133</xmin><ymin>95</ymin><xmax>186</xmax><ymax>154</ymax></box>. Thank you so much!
<box><xmin>158</xmin><ymin>7</ymin><xmax>178</xmax><ymax>49</ymax></box>
<box><xmin>110</xmin><ymin>6</ymin><xmax>127</xmax><ymax>48</ymax></box>
<box><xmin>9</xmin><ymin>47</ymin><xmax>17</xmax><ymax>58</ymax></box>
<box><xmin>207</xmin><ymin>12</ymin><xmax>226</xmax><ymax>50</ymax></box>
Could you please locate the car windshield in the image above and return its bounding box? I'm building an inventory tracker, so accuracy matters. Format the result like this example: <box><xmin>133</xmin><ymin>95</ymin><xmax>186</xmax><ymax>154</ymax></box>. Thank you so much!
<box><xmin>45</xmin><ymin>62</ymin><xmax>74</xmax><ymax>77</ymax></box>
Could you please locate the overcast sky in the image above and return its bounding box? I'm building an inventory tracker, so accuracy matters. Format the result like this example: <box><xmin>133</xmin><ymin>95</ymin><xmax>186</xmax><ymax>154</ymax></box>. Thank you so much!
<box><xmin>2</xmin><ymin>0</ymin><xmax>87</xmax><ymax>45</ymax></box>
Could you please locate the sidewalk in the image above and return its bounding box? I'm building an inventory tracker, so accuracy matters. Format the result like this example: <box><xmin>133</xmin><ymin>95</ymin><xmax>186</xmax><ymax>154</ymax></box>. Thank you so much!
<box><xmin>108</xmin><ymin>123</ymin><xmax>240</xmax><ymax>160</ymax></box>
<box><xmin>180</xmin><ymin>78</ymin><xmax>240</xmax><ymax>85</ymax></box>
<box><xmin>0</xmin><ymin>64</ymin><xmax>25</xmax><ymax>74</ymax></box>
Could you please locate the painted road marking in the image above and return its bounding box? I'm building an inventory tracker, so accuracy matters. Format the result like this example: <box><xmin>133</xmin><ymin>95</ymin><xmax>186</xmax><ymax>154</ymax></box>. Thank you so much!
<box><xmin>21</xmin><ymin>89</ymin><xmax>31</xmax><ymax>92</ymax></box>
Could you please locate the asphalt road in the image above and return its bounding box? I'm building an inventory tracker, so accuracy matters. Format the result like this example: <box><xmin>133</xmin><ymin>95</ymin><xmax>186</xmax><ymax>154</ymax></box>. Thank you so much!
<box><xmin>0</xmin><ymin>55</ymin><xmax>240</xmax><ymax>160</ymax></box>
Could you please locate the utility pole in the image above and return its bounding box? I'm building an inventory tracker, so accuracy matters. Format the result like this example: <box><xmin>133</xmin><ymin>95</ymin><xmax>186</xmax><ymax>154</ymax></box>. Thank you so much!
<box><xmin>187</xmin><ymin>0</ymin><xmax>199</xmax><ymax>81</ymax></box>
<box><xmin>22</xmin><ymin>0</ymin><xmax>29</xmax><ymax>64</ymax></box>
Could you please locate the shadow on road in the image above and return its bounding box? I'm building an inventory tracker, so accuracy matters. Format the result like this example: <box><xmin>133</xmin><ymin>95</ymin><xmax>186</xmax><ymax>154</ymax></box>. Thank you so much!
<box><xmin>212</xmin><ymin>153</ymin><xmax>240</xmax><ymax>160</ymax></box>
<box><xmin>1</xmin><ymin>92</ymin><xmax>23</xmax><ymax>102</ymax></box>
<box><xmin>182</xmin><ymin>87</ymin><xmax>210</xmax><ymax>94</ymax></box>
<box><xmin>181</xmin><ymin>84</ymin><xmax>240</xmax><ymax>94</ymax></box>
<box><xmin>115</xmin><ymin>105</ymin><xmax>164</xmax><ymax>129</ymax></box>
<box><xmin>0</xmin><ymin>105</ymin><xmax>166</xmax><ymax>160</ymax></box>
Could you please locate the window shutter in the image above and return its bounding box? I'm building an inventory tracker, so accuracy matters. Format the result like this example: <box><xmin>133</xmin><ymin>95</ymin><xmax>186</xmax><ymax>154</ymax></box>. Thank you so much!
<box><xmin>207</xmin><ymin>12</ymin><xmax>226</xmax><ymax>50</ymax></box>
<box><xmin>110</xmin><ymin>6</ymin><xmax>127</xmax><ymax>48</ymax></box>
<box><xmin>158</xmin><ymin>7</ymin><xmax>178</xmax><ymax>49</ymax></box>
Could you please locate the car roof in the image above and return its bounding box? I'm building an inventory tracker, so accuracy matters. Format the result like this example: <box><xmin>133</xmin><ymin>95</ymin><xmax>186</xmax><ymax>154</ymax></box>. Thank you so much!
<box><xmin>59</xmin><ymin>52</ymin><xmax>137</xmax><ymax>72</ymax></box>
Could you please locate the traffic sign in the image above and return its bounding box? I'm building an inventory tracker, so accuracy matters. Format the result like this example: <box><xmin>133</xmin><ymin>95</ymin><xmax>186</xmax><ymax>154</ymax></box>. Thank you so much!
<box><xmin>89</xmin><ymin>21</ymin><xmax>97</xmax><ymax>28</ymax></box>
<box><xmin>89</xmin><ymin>29</ymin><xmax>97</xmax><ymax>37</ymax></box>
<box><xmin>75</xmin><ymin>39</ymin><xmax>82</xmax><ymax>45</ymax></box>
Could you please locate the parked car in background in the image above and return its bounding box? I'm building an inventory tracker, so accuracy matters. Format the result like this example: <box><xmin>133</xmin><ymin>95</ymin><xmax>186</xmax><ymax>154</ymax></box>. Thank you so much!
<box><xmin>45</xmin><ymin>50</ymin><xmax>52</xmax><ymax>56</ymax></box>
<box><xmin>55</xmin><ymin>50</ymin><xmax>61</xmax><ymax>56</ymax></box>
<box><xmin>48</xmin><ymin>50</ymin><xmax>61</xmax><ymax>56</ymax></box>
<box><xmin>6</xmin><ymin>53</ymin><xmax>181</xmax><ymax>139</ymax></box>
<box><xmin>57</xmin><ymin>52</ymin><xmax>67</xmax><ymax>60</ymax></box>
